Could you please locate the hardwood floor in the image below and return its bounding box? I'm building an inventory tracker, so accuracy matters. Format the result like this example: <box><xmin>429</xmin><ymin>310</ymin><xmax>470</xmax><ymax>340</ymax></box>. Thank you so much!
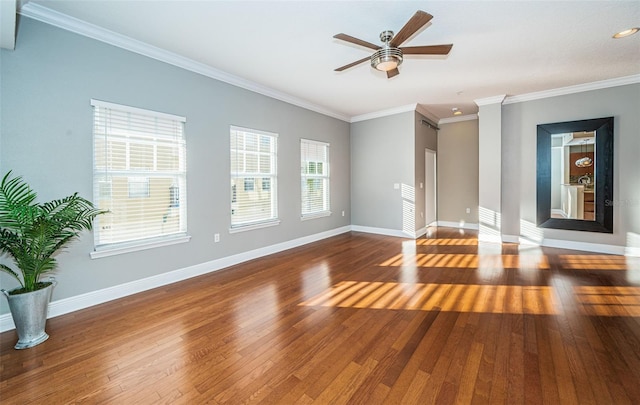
<box><xmin>2</xmin><ymin>228</ymin><xmax>640</xmax><ymax>404</ymax></box>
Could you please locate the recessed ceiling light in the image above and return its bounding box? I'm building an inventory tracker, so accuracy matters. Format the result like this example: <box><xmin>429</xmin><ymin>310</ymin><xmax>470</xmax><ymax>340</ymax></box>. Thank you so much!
<box><xmin>452</xmin><ymin>107</ymin><xmax>462</xmax><ymax>116</ymax></box>
<box><xmin>613</xmin><ymin>28</ymin><xmax>639</xmax><ymax>38</ymax></box>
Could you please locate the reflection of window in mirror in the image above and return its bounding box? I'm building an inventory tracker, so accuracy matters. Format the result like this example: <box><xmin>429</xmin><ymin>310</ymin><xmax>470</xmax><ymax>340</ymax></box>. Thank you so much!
<box><xmin>550</xmin><ymin>131</ymin><xmax>596</xmax><ymax>221</ymax></box>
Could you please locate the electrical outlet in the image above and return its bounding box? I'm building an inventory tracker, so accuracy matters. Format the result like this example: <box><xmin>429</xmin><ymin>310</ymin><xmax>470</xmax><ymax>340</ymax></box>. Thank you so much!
<box><xmin>342</xmin><ymin>210</ymin><xmax>345</xmax><ymax>217</ymax></box>
<box><xmin>214</xmin><ymin>233</ymin><xmax>220</xmax><ymax>243</ymax></box>
<box><xmin>466</xmin><ymin>208</ymin><xmax>471</xmax><ymax>214</ymax></box>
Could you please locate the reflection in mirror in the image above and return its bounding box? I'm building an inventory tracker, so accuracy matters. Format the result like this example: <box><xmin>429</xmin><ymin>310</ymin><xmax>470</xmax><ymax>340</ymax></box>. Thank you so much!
<box><xmin>550</xmin><ymin>131</ymin><xmax>595</xmax><ymax>221</ymax></box>
<box><xmin>537</xmin><ymin>117</ymin><xmax>613</xmax><ymax>233</ymax></box>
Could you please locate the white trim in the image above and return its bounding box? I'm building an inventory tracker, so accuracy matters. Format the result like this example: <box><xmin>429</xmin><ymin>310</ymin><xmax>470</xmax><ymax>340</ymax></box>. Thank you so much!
<box><xmin>350</xmin><ymin>103</ymin><xmax>418</xmax><ymax>123</ymax></box>
<box><xmin>474</xmin><ymin>95</ymin><xmax>507</xmax><ymax>106</ymax></box>
<box><xmin>551</xmin><ymin>209</ymin><xmax>568</xmax><ymax>218</ymax></box>
<box><xmin>626</xmin><ymin>246</ymin><xmax>640</xmax><ymax>257</ymax></box>
<box><xmin>415</xmin><ymin>104</ymin><xmax>440</xmax><ymax>125</ymax></box>
<box><xmin>540</xmin><ymin>238</ymin><xmax>625</xmax><ymax>255</ymax></box>
<box><xmin>230</xmin><ymin>125</ymin><xmax>278</xmax><ymax>138</ymax></box>
<box><xmin>503</xmin><ymin>74</ymin><xmax>640</xmax><ymax>105</ymax></box>
<box><xmin>300</xmin><ymin>138</ymin><xmax>330</xmax><ymax>148</ymax></box>
<box><xmin>415</xmin><ymin>226</ymin><xmax>428</xmax><ymax>238</ymax></box>
<box><xmin>478</xmin><ymin>233</ymin><xmax>503</xmax><ymax>244</ymax></box>
<box><xmin>349</xmin><ymin>103</ymin><xmax>441</xmax><ymax>125</ymax></box>
<box><xmin>90</xmin><ymin>235</ymin><xmax>191</xmax><ymax>259</ymax></box>
<box><xmin>0</xmin><ymin>225</ymin><xmax>351</xmax><ymax>332</ymax></box>
<box><xmin>351</xmin><ymin>225</ymin><xmax>412</xmax><ymax>239</ymax></box>
<box><xmin>438</xmin><ymin>114</ymin><xmax>479</xmax><ymax>125</ymax></box>
<box><xmin>229</xmin><ymin>219</ymin><xmax>281</xmax><ymax>234</ymax></box>
<box><xmin>19</xmin><ymin>3</ymin><xmax>350</xmax><ymax>123</ymax></box>
<box><xmin>90</xmin><ymin>99</ymin><xmax>186</xmax><ymax>122</ymax></box>
<box><xmin>437</xmin><ymin>221</ymin><xmax>479</xmax><ymax>230</ymax></box>
<box><xmin>0</xmin><ymin>0</ymin><xmax>16</xmax><ymax>50</ymax></box>
<box><xmin>301</xmin><ymin>211</ymin><xmax>331</xmax><ymax>221</ymax></box>
<box><xmin>501</xmin><ymin>234</ymin><xmax>520</xmax><ymax>244</ymax></box>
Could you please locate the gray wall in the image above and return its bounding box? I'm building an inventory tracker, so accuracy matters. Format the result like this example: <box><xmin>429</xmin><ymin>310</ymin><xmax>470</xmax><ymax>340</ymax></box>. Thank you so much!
<box><xmin>0</xmin><ymin>18</ymin><xmax>350</xmax><ymax>314</ymax></box>
<box><xmin>351</xmin><ymin>111</ymin><xmax>414</xmax><ymax>232</ymax></box>
<box><xmin>502</xmin><ymin>83</ymin><xmax>640</xmax><ymax>247</ymax></box>
<box><xmin>437</xmin><ymin>119</ymin><xmax>479</xmax><ymax>225</ymax></box>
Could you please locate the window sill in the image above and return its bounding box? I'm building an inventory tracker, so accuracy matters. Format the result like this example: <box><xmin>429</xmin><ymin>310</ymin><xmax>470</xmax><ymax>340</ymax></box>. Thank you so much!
<box><xmin>301</xmin><ymin>211</ymin><xmax>332</xmax><ymax>221</ymax></box>
<box><xmin>90</xmin><ymin>235</ymin><xmax>191</xmax><ymax>259</ymax></box>
<box><xmin>229</xmin><ymin>219</ymin><xmax>281</xmax><ymax>234</ymax></box>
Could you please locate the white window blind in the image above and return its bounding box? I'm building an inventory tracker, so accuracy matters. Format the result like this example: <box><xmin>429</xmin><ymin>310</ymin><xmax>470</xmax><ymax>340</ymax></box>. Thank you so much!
<box><xmin>92</xmin><ymin>99</ymin><xmax>187</xmax><ymax>249</ymax></box>
<box><xmin>301</xmin><ymin>139</ymin><xmax>330</xmax><ymax>218</ymax></box>
<box><xmin>230</xmin><ymin>126</ymin><xmax>278</xmax><ymax>229</ymax></box>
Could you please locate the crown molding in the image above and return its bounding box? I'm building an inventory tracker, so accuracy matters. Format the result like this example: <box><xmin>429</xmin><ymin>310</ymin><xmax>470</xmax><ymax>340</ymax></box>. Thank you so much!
<box><xmin>18</xmin><ymin>3</ymin><xmax>351</xmax><ymax>122</ymax></box>
<box><xmin>474</xmin><ymin>95</ymin><xmax>507</xmax><ymax>106</ymax></box>
<box><xmin>350</xmin><ymin>103</ymin><xmax>418</xmax><ymax>123</ymax></box>
<box><xmin>438</xmin><ymin>114</ymin><xmax>478</xmax><ymax>125</ymax></box>
<box><xmin>503</xmin><ymin>74</ymin><xmax>640</xmax><ymax>104</ymax></box>
<box><xmin>0</xmin><ymin>0</ymin><xmax>17</xmax><ymax>50</ymax></box>
<box><xmin>415</xmin><ymin>104</ymin><xmax>440</xmax><ymax>124</ymax></box>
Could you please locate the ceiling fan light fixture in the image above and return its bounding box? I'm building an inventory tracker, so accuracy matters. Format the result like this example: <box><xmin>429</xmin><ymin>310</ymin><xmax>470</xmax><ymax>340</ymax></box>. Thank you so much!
<box><xmin>371</xmin><ymin>47</ymin><xmax>403</xmax><ymax>72</ymax></box>
<box><xmin>575</xmin><ymin>140</ymin><xmax>593</xmax><ymax>168</ymax></box>
<box><xmin>613</xmin><ymin>27</ymin><xmax>639</xmax><ymax>38</ymax></box>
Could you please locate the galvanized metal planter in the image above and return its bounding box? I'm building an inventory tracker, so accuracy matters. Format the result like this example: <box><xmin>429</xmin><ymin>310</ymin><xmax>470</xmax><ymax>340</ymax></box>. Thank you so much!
<box><xmin>2</xmin><ymin>279</ymin><xmax>56</xmax><ymax>349</ymax></box>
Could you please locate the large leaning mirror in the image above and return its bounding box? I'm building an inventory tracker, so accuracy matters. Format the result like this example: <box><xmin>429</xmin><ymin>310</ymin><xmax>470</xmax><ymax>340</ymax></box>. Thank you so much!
<box><xmin>536</xmin><ymin>116</ymin><xmax>614</xmax><ymax>233</ymax></box>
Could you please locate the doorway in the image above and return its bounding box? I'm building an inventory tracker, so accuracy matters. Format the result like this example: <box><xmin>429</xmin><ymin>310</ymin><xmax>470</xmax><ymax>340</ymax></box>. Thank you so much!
<box><xmin>425</xmin><ymin>149</ymin><xmax>437</xmax><ymax>227</ymax></box>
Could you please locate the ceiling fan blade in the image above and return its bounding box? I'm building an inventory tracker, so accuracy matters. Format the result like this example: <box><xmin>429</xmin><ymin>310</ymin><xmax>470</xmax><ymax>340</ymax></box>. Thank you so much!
<box><xmin>400</xmin><ymin>44</ymin><xmax>453</xmax><ymax>55</ymax></box>
<box><xmin>334</xmin><ymin>56</ymin><xmax>370</xmax><ymax>72</ymax></box>
<box><xmin>387</xmin><ymin>68</ymin><xmax>400</xmax><ymax>78</ymax></box>
<box><xmin>333</xmin><ymin>33</ymin><xmax>381</xmax><ymax>50</ymax></box>
<box><xmin>390</xmin><ymin>10</ymin><xmax>434</xmax><ymax>47</ymax></box>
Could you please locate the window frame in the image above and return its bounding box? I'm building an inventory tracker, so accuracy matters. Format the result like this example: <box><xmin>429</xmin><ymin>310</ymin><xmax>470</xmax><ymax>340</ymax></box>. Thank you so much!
<box><xmin>300</xmin><ymin>138</ymin><xmax>331</xmax><ymax>220</ymax></box>
<box><xmin>90</xmin><ymin>99</ymin><xmax>189</xmax><ymax>258</ymax></box>
<box><xmin>229</xmin><ymin>125</ymin><xmax>280</xmax><ymax>232</ymax></box>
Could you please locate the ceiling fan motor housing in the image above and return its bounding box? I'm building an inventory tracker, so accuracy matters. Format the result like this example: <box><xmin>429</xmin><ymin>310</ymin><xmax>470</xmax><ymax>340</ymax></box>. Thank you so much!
<box><xmin>371</xmin><ymin>47</ymin><xmax>403</xmax><ymax>71</ymax></box>
<box><xmin>371</xmin><ymin>30</ymin><xmax>403</xmax><ymax>71</ymax></box>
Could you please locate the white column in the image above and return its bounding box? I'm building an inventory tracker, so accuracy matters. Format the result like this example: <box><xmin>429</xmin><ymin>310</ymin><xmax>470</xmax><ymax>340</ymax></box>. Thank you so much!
<box><xmin>475</xmin><ymin>95</ymin><xmax>506</xmax><ymax>243</ymax></box>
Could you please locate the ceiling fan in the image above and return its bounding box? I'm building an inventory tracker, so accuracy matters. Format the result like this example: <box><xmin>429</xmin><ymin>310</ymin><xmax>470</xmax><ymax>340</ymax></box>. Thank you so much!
<box><xmin>333</xmin><ymin>10</ymin><xmax>453</xmax><ymax>78</ymax></box>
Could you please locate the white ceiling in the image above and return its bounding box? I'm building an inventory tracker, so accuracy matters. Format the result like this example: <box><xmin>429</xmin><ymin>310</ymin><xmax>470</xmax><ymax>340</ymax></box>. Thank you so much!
<box><xmin>12</xmin><ymin>1</ymin><xmax>640</xmax><ymax>121</ymax></box>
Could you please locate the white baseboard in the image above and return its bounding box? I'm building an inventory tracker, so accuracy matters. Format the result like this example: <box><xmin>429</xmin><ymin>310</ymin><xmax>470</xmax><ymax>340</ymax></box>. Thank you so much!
<box><xmin>540</xmin><ymin>238</ymin><xmax>626</xmax><ymax>255</ymax></box>
<box><xmin>437</xmin><ymin>221</ymin><xmax>479</xmax><ymax>230</ymax></box>
<box><xmin>0</xmin><ymin>225</ymin><xmax>351</xmax><ymax>333</ymax></box>
<box><xmin>478</xmin><ymin>233</ymin><xmax>503</xmax><ymax>243</ymax></box>
<box><xmin>501</xmin><ymin>234</ymin><xmax>520</xmax><ymax>244</ymax></box>
<box><xmin>351</xmin><ymin>225</ymin><xmax>412</xmax><ymax>239</ymax></box>
<box><xmin>626</xmin><ymin>246</ymin><xmax>640</xmax><ymax>257</ymax></box>
<box><xmin>551</xmin><ymin>209</ymin><xmax>568</xmax><ymax>218</ymax></box>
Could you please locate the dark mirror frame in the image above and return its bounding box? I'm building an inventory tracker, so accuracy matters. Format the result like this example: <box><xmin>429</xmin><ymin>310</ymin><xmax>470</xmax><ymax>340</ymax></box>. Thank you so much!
<box><xmin>536</xmin><ymin>116</ymin><xmax>614</xmax><ymax>233</ymax></box>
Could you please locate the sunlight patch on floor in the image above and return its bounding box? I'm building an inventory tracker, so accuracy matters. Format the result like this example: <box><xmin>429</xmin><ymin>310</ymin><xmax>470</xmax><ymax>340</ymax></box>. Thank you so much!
<box><xmin>558</xmin><ymin>255</ymin><xmax>629</xmax><ymax>270</ymax></box>
<box><xmin>299</xmin><ymin>281</ymin><xmax>561</xmax><ymax>315</ymax></box>
<box><xmin>378</xmin><ymin>253</ymin><xmax>549</xmax><ymax>270</ymax></box>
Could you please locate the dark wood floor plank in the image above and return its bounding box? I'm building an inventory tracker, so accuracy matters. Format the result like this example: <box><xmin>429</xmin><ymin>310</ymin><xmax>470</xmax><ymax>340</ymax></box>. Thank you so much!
<box><xmin>1</xmin><ymin>228</ymin><xmax>639</xmax><ymax>404</ymax></box>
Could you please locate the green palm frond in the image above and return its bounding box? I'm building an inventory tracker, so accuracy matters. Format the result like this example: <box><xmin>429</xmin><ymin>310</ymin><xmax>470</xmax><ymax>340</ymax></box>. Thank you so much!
<box><xmin>0</xmin><ymin>171</ymin><xmax>107</xmax><ymax>292</ymax></box>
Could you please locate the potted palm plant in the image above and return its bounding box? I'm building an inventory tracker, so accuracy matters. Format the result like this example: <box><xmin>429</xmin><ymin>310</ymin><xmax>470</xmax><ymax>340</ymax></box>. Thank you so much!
<box><xmin>0</xmin><ymin>171</ymin><xmax>106</xmax><ymax>349</ymax></box>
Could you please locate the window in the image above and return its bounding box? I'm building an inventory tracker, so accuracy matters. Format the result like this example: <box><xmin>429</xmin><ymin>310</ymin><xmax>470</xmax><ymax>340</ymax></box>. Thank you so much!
<box><xmin>92</xmin><ymin>99</ymin><xmax>187</xmax><ymax>251</ymax></box>
<box><xmin>301</xmin><ymin>139</ymin><xmax>330</xmax><ymax>218</ymax></box>
<box><xmin>230</xmin><ymin>126</ymin><xmax>278</xmax><ymax>230</ymax></box>
<box><xmin>127</xmin><ymin>177</ymin><xmax>150</xmax><ymax>198</ymax></box>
